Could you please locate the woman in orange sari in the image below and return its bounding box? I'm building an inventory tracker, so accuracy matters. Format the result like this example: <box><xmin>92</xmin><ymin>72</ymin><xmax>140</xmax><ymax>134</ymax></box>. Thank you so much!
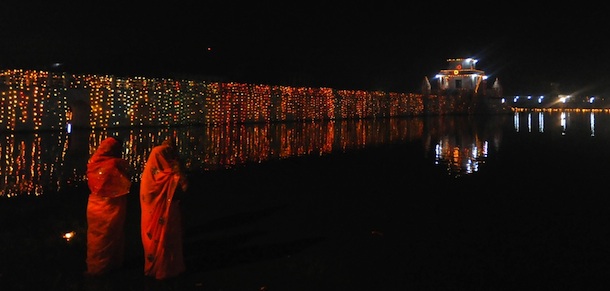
<box><xmin>85</xmin><ymin>136</ymin><xmax>132</xmax><ymax>276</ymax></box>
<box><xmin>140</xmin><ymin>138</ymin><xmax>189</xmax><ymax>280</ymax></box>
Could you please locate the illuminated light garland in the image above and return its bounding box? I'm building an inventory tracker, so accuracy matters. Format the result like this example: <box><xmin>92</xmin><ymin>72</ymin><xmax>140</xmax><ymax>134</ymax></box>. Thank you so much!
<box><xmin>0</xmin><ymin>69</ymin><xmax>472</xmax><ymax>131</ymax></box>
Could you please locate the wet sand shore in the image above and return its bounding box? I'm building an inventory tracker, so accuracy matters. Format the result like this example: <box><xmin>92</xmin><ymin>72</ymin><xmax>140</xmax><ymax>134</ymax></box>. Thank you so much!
<box><xmin>2</xmin><ymin>143</ymin><xmax>610</xmax><ymax>290</ymax></box>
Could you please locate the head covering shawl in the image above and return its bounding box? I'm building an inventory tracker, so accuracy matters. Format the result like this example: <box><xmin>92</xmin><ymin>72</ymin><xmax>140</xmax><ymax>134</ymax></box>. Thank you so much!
<box><xmin>86</xmin><ymin>137</ymin><xmax>131</xmax><ymax>197</ymax></box>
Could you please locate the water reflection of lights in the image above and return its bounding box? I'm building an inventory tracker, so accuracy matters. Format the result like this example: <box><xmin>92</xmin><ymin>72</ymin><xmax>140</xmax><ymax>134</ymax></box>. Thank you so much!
<box><xmin>512</xmin><ymin>109</ymin><xmax>609</xmax><ymax>138</ymax></box>
<box><xmin>434</xmin><ymin>140</ymin><xmax>489</xmax><ymax>177</ymax></box>
<box><xmin>514</xmin><ymin>111</ymin><xmax>546</xmax><ymax>133</ymax></box>
<box><xmin>1</xmin><ymin>118</ymin><xmax>427</xmax><ymax>198</ymax></box>
<box><xmin>1</xmin><ymin>114</ymin><xmax>514</xmax><ymax>196</ymax></box>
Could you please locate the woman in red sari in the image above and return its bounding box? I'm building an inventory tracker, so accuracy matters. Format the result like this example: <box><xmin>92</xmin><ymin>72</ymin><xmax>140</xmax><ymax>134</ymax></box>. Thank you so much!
<box><xmin>85</xmin><ymin>136</ymin><xmax>132</xmax><ymax>276</ymax></box>
<box><xmin>140</xmin><ymin>138</ymin><xmax>189</xmax><ymax>280</ymax></box>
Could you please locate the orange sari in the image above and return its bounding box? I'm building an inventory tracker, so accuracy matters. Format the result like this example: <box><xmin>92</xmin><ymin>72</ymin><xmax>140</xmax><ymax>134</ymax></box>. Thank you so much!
<box><xmin>85</xmin><ymin>137</ymin><xmax>132</xmax><ymax>276</ymax></box>
<box><xmin>140</xmin><ymin>139</ymin><xmax>188</xmax><ymax>280</ymax></box>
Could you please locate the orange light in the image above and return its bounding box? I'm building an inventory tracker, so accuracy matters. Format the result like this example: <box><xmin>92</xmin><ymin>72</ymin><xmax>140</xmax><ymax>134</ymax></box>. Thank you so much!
<box><xmin>63</xmin><ymin>231</ymin><xmax>76</xmax><ymax>242</ymax></box>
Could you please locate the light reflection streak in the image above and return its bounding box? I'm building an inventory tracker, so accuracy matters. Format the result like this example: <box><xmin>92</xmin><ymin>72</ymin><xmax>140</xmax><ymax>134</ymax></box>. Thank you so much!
<box><xmin>561</xmin><ymin>112</ymin><xmax>567</xmax><ymax>135</ymax></box>
<box><xmin>424</xmin><ymin>116</ymin><xmax>506</xmax><ymax>177</ymax></box>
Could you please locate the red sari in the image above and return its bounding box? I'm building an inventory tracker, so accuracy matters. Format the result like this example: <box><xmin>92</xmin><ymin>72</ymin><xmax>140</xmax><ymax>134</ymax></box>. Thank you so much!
<box><xmin>140</xmin><ymin>139</ymin><xmax>188</xmax><ymax>280</ymax></box>
<box><xmin>85</xmin><ymin>137</ymin><xmax>132</xmax><ymax>276</ymax></box>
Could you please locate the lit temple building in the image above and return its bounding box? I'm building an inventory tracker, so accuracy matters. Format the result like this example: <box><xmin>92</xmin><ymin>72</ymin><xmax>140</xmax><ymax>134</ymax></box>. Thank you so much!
<box><xmin>424</xmin><ymin>58</ymin><xmax>507</xmax><ymax>114</ymax></box>
<box><xmin>435</xmin><ymin>58</ymin><xmax>488</xmax><ymax>95</ymax></box>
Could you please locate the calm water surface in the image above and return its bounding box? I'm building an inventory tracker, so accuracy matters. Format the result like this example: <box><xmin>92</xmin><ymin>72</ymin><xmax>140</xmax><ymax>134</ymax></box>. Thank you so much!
<box><xmin>1</xmin><ymin>110</ymin><xmax>609</xmax><ymax>198</ymax></box>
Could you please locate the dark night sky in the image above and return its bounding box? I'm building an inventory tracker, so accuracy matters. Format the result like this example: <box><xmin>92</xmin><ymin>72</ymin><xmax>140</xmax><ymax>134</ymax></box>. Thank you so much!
<box><xmin>1</xmin><ymin>1</ymin><xmax>608</xmax><ymax>96</ymax></box>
